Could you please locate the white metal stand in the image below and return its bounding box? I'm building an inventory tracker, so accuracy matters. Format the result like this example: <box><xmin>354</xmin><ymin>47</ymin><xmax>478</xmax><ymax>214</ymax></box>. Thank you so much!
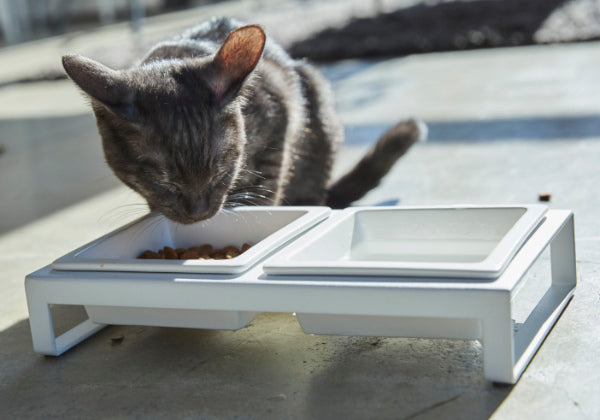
<box><xmin>25</xmin><ymin>210</ymin><xmax>576</xmax><ymax>384</ymax></box>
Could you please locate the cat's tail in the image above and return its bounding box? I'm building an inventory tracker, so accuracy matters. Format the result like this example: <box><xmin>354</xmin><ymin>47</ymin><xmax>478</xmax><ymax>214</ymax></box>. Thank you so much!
<box><xmin>325</xmin><ymin>118</ymin><xmax>427</xmax><ymax>209</ymax></box>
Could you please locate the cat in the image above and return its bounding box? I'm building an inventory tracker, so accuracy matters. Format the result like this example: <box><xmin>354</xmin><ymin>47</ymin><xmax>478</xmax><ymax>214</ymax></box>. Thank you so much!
<box><xmin>61</xmin><ymin>17</ymin><xmax>425</xmax><ymax>224</ymax></box>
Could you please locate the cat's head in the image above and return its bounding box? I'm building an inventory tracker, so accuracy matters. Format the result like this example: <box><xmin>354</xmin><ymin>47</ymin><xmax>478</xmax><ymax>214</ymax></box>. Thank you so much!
<box><xmin>62</xmin><ymin>25</ymin><xmax>266</xmax><ymax>224</ymax></box>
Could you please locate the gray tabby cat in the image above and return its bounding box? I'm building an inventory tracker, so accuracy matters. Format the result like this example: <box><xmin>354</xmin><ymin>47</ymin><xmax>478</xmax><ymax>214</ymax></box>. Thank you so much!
<box><xmin>62</xmin><ymin>17</ymin><xmax>424</xmax><ymax>224</ymax></box>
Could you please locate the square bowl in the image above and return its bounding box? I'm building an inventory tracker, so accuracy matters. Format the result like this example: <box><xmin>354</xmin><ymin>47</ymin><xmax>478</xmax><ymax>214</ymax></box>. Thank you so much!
<box><xmin>263</xmin><ymin>205</ymin><xmax>547</xmax><ymax>279</ymax></box>
<box><xmin>52</xmin><ymin>206</ymin><xmax>330</xmax><ymax>274</ymax></box>
<box><xmin>83</xmin><ymin>306</ymin><xmax>260</xmax><ymax>331</ymax></box>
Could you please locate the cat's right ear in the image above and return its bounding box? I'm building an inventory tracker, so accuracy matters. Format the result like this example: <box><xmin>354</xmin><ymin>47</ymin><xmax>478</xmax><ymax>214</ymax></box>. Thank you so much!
<box><xmin>62</xmin><ymin>54</ymin><xmax>133</xmax><ymax>116</ymax></box>
<box><xmin>208</xmin><ymin>25</ymin><xmax>266</xmax><ymax>104</ymax></box>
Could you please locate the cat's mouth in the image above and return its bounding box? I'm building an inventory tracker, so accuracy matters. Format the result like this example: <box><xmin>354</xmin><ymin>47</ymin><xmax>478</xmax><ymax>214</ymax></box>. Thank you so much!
<box><xmin>154</xmin><ymin>204</ymin><xmax>221</xmax><ymax>225</ymax></box>
<box><xmin>164</xmin><ymin>211</ymin><xmax>219</xmax><ymax>225</ymax></box>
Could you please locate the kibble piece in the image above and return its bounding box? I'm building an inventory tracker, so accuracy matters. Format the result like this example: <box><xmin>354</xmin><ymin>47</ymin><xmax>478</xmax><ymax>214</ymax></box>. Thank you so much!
<box><xmin>180</xmin><ymin>250</ymin><xmax>199</xmax><ymax>259</ymax></box>
<box><xmin>209</xmin><ymin>248</ymin><xmax>223</xmax><ymax>258</ymax></box>
<box><xmin>225</xmin><ymin>250</ymin><xmax>240</xmax><ymax>259</ymax></box>
<box><xmin>138</xmin><ymin>250</ymin><xmax>161</xmax><ymax>259</ymax></box>
<box><xmin>190</xmin><ymin>245</ymin><xmax>213</xmax><ymax>254</ymax></box>
<box><xmin>241</xmin><ymin>243</ymin><xmax>252</xmax><ymax>252</ymax></box>
<box><xmin>221</xmin><ymin>245</ymin><xmax>240</xmax><ymax>259</ymax></box>
<box><xmin>163</xmin><ymin>246</ymin><xmax>179</xmax><ymax>259</ymax></box>
<box><xmin>538</xmin><ymin>193</ymin><xmax>552</xmax><ymax>202</ymax></box>
<box><xmin>222</xmin><ymin>245</ymin><xmax>240</xmax><ymax>254</ymax></box>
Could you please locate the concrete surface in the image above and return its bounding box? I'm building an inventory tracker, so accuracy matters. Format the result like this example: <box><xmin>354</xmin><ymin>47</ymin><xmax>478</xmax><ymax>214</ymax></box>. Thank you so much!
<box><xmin>1</xmin><ymin>2</ymin><xmax>600</xmax><ymax>419</ymax></box>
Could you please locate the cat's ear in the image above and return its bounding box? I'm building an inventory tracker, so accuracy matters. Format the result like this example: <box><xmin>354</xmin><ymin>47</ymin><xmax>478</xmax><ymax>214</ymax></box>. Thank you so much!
<box><xmin>209</xmin><ymin>25</ymin><xmax>266</xmax><ymax>103</ymax></box>
<box><xmin>62</xmin><ymin>54</ymin><xmax>133</xmax><ymax>116</ymax></box>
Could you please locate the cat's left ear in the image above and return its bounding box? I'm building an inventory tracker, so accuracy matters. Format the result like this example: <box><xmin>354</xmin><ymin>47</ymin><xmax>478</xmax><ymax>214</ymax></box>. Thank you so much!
<box><xmin>62</xmin><ymin>54</ymin><xmax>135</xmax><ymax>119</ymax></box>
<box><xmin>209</xmin><ymin>25</ymin><xmax>266</xmax><ymax>103</ymax></box>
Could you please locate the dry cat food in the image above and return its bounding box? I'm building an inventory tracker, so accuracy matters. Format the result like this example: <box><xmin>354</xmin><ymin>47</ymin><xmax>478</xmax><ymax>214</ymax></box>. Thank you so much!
<box><xmin>538</xmin><ymin>192</ymin><xmax>552</xmax><ymax>202</ymax></box>
<box><xmin>138</xmin><ymin>243</ymin><xmax>252</xmax><ymax>260</ymax></box>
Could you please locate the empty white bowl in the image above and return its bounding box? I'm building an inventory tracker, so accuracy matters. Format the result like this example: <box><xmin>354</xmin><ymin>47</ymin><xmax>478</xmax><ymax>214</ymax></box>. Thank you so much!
<box><xmin>263</xmin><ymin>205</ymin><xmax>547</xmax><ymax>279</ymax></box>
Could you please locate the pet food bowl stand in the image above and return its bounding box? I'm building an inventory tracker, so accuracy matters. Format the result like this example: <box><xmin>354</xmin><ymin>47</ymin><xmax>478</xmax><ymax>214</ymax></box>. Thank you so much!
<box><xmin>25</xmin><ymin>209</ymin><xmax>576</xmax><ymax>384</ymax></box>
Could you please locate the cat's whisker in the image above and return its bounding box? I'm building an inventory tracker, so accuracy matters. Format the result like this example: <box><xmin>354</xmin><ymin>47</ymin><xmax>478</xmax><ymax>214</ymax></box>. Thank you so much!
<box><xmin>224</xmin><ymin>192</ymin><xmax>267</xmax><ymax>207</ymax></box>
<box><xmin>226</xmin><ymin>193</ymin><xmax>270</xmax><ymax>205</ymax></box>
<box><xmin>128</xmin><ymin>212</ymin><xmax>167</xmax><ymax>245</ymax></box>
<box><xmin>227</xmin><ymin>187</ymin><xmax>273</xmax><ymax>200</ymax></box>
<box><xmin>238</xmin><ymin>168</ymin><xmax>266</xmax><ymax>180</ymax></box>
<box><xmin>229</xmin><ymin>185</ymin><xmax>274</xmax><ymax>195</ymax></box>
<box><xmin>220</xmin><ymin>207</ymin><xmax>238</xmax><ymax>216</ymax></box>
<box><xmin>98</xmin><ymin>203</ymin><xmax>150</xmax><ymax>227</ymax></box>
<box><xmin>224</xmin><ymin>198</ymin><xmax>245</xmax><ymax>206</ymax></box>
<box><xmin>226</xmin><ymin>193</ymin><xmax>252</xmax><ymax>199</ymax></box>
<box><xmin>141</xmin><ymin>212</ymin><xmax>166</xmax><ymax>234</ymax></box>
<box><xmin>248</xmin><ymin>193</ymin><xmax>270</xmax><ymax>201</ymax></box>
<box><xmin>223</xmin><ymin>199</ymin><xmax>247</xmax><ymax>208</ymax></box>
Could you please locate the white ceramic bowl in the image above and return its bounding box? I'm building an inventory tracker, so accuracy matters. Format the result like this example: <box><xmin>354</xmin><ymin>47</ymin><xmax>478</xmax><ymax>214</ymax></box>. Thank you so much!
<box><xmin>263</xmin><ymin>205</ymin><xmax>547</xmax><ymax>279</ymax></box>
<box><xmin>52</xmin><ymin>206</ymin><xmax>330</xmax><ymax>274</ymax></box>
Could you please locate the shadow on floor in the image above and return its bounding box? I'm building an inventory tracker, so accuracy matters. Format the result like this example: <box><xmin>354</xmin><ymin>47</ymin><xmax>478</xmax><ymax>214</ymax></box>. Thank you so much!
<box><xmin>344</xmin><ymin>114</ymin><xmax>600</xmax><ymax>145</ymax></box>
<box><xmin>0</xmin><ymin>307</ymin><xmax>512</xmax><ymax>418</ymax></box>
<box><xmin>0</xmin><ymin>114</ymin><xmax>120</xmax><ymax>234</ymax></box>
<box><xmin>290</xmin><ymin>0</ymin><xmax>580</xmax><ymax>61</ymax></box>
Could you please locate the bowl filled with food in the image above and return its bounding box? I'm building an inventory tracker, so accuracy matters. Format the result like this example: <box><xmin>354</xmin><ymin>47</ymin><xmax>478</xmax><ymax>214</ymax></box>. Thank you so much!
<box><xmin>52</xmin><ymin>206</ymin><xmax>330</xmax><ymax>275</ymax></box>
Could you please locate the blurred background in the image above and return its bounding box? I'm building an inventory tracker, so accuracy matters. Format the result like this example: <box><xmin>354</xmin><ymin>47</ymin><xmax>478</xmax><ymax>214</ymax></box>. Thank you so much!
<box><xmin>1</xmin><ymin>0</ymin><xmax>600</xmax><ymax>234</ymax></box>
<box><xmin>3</xmin><ymin>0</ymin><xmax>600</xmax><ymax>52</ymax></box>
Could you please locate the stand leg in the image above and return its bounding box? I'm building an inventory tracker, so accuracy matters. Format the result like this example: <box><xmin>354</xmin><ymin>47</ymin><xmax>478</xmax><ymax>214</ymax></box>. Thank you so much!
<box><xmin>482</xmin><ymin>301</ymin><xmax>515</xmax><ymax>384</ymax></box>
<box><xmin>26</xmin><ymin>289</ymin><xmax>106</xmax><ymax>356</ymax></box>
<box><xmin>55</xmin><ymin>319</ymin><xmax>107</xmax><ymax>355</ymax></box>
<box><xmin>550</xmin><ymin>214</ymin><xmax>577</xmax><ymax>288</ymax></box>
<box><xmin>510</xmin><ymin>215</ymin><xmax>577</xmax><ymax>381</ymax></box>
<box><xmin>27</xmin><ymin>301</ymin><xmax>59</xmax><ymax>355</ymax></box>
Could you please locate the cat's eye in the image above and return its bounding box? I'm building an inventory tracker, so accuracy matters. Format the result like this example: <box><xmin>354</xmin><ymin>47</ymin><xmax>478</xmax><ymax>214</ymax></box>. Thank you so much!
<box><xmin>136</xmin><ymin>158</ymin><xmax>165</xmax><ymax>176</ymax></box>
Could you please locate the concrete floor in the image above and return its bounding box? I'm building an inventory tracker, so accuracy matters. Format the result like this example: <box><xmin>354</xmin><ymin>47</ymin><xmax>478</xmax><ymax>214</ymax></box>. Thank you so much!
<box><xmin>1</xmin><ymin>2</ymin><xmax>600</xmax><ymax>419</ymax></box>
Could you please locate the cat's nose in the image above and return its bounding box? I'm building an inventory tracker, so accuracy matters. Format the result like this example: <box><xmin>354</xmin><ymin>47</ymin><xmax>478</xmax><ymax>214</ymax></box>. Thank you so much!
<box><xmin>185</xmin><ymin>196</ymin><xmax>211</xmax><ymax>219</ymax></box>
